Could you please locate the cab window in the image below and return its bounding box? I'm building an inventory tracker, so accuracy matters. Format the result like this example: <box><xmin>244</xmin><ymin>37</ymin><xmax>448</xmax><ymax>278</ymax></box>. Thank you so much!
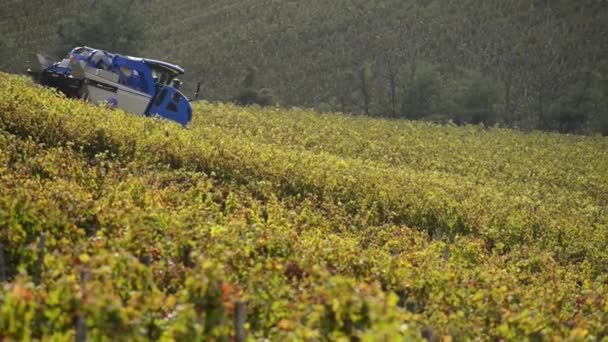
<box><xmin>119</xmin><ymin>67</ymin><xmax>148</xmax><ymax>93</ymax></box>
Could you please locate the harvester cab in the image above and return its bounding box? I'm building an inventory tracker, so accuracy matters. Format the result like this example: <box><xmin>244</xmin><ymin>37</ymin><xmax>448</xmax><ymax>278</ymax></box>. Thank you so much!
<box><xmin>27</xmin><ymin>46</ymin><xmax>192</xmax><ymax>126</ymax></box>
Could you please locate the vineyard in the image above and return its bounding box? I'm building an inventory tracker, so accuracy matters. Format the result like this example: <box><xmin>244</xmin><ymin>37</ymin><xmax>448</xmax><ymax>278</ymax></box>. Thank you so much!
<box><xmin>0</xmin><ymin>72</ymin><xmax>607</xmax><ymax>340</ymax></box>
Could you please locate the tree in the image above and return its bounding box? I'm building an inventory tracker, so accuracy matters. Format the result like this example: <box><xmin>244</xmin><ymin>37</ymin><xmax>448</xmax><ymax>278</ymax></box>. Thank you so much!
<box><xmin>396</xmin><ymin>1</ymin><xmax>431</xmax><ymax>112</ymax></box>
<box><xmin>400</xmin><ymin>62</ymin><xmax>441</xmax><ymax>120</ymax></box>
<box><xmin>56</xmin><ymin>0</ymin><xmax>143</xmax><ymax>56</ymax></box>
<box><xmin>242</xmin><ymin>66</ymin><xmax>258</xmax><ymax>89</ymax></box>
<box><xmin>233</xmin><ymin>66</ymin><xmax>278</xmax><ymax>107</ymax></box>
<box><xmin>449</xmin><ymin>70</ymin><xmax>500</xmax><ymax>125</ymax></box>
<box><xmin>0</xmin><ymin>37</ymin><xmax>6</xmax><ymax>71</ymax></box>
<box><xmin>591</xmin><ymin>67</ymin><xmax>608</xmax><ymax>135</ymax></box>
<box><xmin>334</xmin><ymin>69</ymin><xmax>357</xmax><ymax>113</ymax></box>
<box><xmin>522</xmin><ymin>5</ymin><xmax>578</xmax><ymax>130</ymax></box>
<box><xmin>359</xmin><ymin>64</ymin><xmax>373</xmax><ymax>115</ymax></box>
<box><xmin>379</xmin><ymin>46</ymin><xmax>401</xmax><ymax>117</ymax></box>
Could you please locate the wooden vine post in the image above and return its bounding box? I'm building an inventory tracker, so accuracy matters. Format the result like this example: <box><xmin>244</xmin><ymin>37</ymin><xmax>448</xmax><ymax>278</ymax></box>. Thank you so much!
<box><xmin>234</xmin><ymin>301</ymin><xmax>247</xmax><ymax>342</ymax></box>
<box><xmin>75</xmin><ymin>267</ymin><xmax>88</xmax><ymax>342</ymax></box>
<box><xmin>0</xmin><ymin>243</ymin><xmax>6</xmax><ymax>282</ymax></box>
<box><xmin>34</xmin><ymin>232</ymin><xmax>45</xmax><ymax>285</ymax></box>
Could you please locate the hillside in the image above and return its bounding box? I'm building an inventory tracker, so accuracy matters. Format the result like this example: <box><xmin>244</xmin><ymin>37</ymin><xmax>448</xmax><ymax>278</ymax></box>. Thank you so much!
<box><xmin>1</xmin><ymin>0</ymin><xmax>607</xmax><ymax>133</ymax></box>
<box><xmin>1</xmin><ymin>73</ymin><xmax>608</xmax><ymax>339</ymax></box>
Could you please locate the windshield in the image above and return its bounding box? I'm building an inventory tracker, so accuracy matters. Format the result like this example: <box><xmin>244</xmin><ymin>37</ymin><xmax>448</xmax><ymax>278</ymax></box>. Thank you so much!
<box><xmin>150</xmin><ymin>65</ymin><xmax>178</xmax><ymax>86</ymax></box>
